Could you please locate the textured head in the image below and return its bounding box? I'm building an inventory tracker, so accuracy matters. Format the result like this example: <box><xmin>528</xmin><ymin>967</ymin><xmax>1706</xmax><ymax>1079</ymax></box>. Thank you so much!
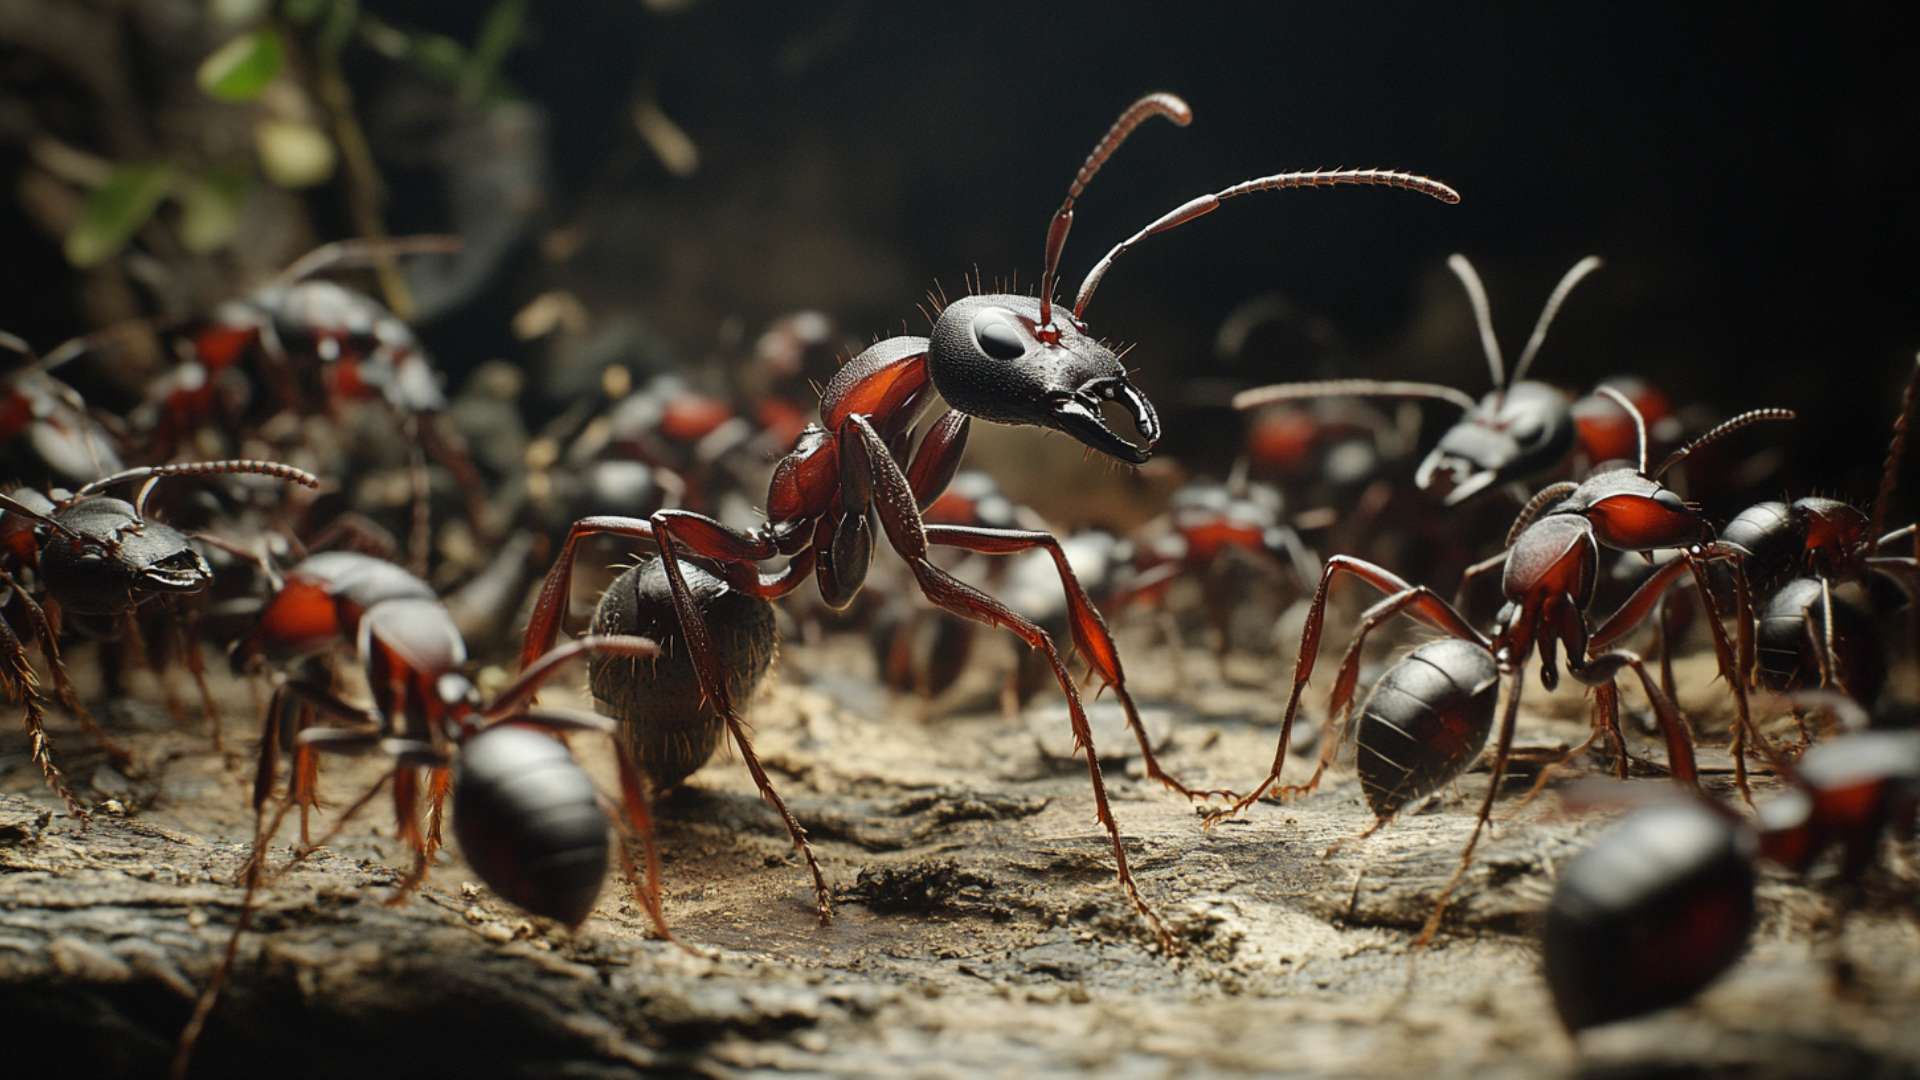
<box><xmin>39</xmin><ymin>497</ymin><xmax>211</xmax><ymax>617</ymax></box>
<box><xmin>1415</xmin><ymin>382</ymin><xmax>1576</xmax><ymax>505</ymax></box>
<box><xmin>927</xmin><ymin>294</ymin><xmax>1159</xmax><ymax>464</ymax></box>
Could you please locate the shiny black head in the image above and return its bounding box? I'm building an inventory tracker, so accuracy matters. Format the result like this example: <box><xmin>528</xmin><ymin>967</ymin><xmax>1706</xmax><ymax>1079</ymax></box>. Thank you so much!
<box><xmin>928</xmin><ymin>294</ymin><xmax>1159</xmax><ymax>464</ymax></box>
<box><xmin>37</xmin><ymin>497</ymin><xmax>212</xmax><ymax>617</ymax></box>
<box><xmin>1414</xmin><ymin>382</ymin><xmax>1576</xmax><ymax>505</ymax></box>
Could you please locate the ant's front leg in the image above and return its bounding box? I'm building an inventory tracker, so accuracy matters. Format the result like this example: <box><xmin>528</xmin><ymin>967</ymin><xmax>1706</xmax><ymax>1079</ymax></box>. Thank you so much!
<box><xmin>845</xmin><ymin>414</ymin><xmax>1176</xmax><ymax>953</ymax></box>
<box><xmin>0</xmin><ymin>609</ymin><xmax>81</xmax><ymax>817</ymax></box>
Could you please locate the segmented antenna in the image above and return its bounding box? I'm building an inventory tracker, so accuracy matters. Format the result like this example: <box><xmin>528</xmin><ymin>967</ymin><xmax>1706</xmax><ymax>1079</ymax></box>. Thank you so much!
<box><xmin>1509</xmin><ymin>256</ymin><xmax>1603</xmax><ymax>387</ymax></box>
<box><xmin>1868</xmin><ymin>351</ymin><xmax>1920</xmax><ymax>544</ymax></box>
<box><xmin>1038</xmin><ymin>93</ymin><xmax>1192</xmax><ymax>331</ymax></box>
<box><xmin>1649</xmin><ymin>408</ymin><xmax>1797</xmax><ymax>482</ymax></box>
<box><xmin>1233</xmin><ymin>378</ymin><xmax>1480</xmax><ymax>414</ymax></box>
<box><xmin>1594</xmin><ymin>386</ymin><xmax>1648</xmax><ymax>475</ymax></box>
<box><xmin>1446</xmin><ymin>254</ymin><xmax>1505</xmax><ymax>392</ymax></box>
<box><xmin>76</xmin><ymin>459</ymin><xmax>320</xmax><ymax>520</ymax></box>
<box><xmin>1506</xmin><ymin>481</ymin><xmax>1579</xmax><ymax>548</ymax></box>
<box><xmin>1074</xmin><ymin>169</ymin><xmax>1461</xmax><ymax>320</ymax></box>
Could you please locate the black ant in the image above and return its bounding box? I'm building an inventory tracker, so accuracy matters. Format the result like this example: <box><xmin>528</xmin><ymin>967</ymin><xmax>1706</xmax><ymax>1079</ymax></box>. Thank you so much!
<box><xmin>0</xmin><ymin>459</ymin><xmax>317</xmax><ymax>815</ymax></box>
<box><xmin>1543</xmin><ymin>693</ymin><xmax>1916</xmax><ymax>1033</ymax></box>
<box><xmin>1235</xmin><ymin>255</ymin><xmax>1662</xmax><ymax>505</ymax></box>
<box><xmin>1205</xmin><ymin>393</ymin><xmax>1792</xmax><ymax>940</ymax></box>
<box><xmin>519</xmin><ymin>91</ymin><xmax>1460</xmax><ymax>950</ymax></box>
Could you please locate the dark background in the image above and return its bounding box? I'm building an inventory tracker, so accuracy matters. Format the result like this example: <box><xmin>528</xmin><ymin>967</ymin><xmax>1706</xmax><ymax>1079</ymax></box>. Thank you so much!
<box><xmin>6</xmin><ymin>1</ymin><xmax>1918</xmax><ymax>501</ymax></box>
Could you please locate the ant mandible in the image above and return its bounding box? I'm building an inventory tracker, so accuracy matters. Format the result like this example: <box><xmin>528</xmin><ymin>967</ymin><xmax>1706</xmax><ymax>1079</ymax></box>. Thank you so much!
<box><xmin>521</xmin><ymin>92</ymin><xmax>1460</xmax><ymax>949</ymax></box>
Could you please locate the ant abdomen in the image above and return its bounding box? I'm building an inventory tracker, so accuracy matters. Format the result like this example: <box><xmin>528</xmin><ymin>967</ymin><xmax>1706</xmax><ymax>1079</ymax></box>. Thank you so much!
<box><xmin>1542</xmin><ymin>800</ymin><xmax>1757</xmax><ymax>1033</ymax></box>
<box><xmin>1755</xmin><ymin>577</ymin><xmax>1884</xmax><ymax>702</ymax></box>
<box><xmin>1355</xmin><ymin>638</ymin><xmax>1499</xmax><ymax>819</ymax></box>
<box><xmin>588</xmin><ymin>555</ymin><xmax>777</xmax><ymax>790</ymax></box>
<box><xmin>452</xmin><ymin>724</ymin><xmax>611</xmax><ymax>927</ymax></box>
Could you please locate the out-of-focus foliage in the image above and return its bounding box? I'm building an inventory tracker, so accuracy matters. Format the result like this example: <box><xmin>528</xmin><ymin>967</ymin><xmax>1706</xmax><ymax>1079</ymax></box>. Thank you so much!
<box><xmin>196</xmin><ymin>27</ymin><xmax>284</xmax><ymax>102</ymax></box>
<box><xmin>65</xmin><ymin>163</ymin><xmax>174</xmax><ymax>268</ymax></box>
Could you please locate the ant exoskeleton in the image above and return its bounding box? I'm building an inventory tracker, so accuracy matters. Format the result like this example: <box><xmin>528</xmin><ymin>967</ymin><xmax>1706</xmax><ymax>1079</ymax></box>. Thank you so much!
<box><xmin>173</xmin><ymin>630</ymin><xmax>673</xmax><ymax>1080</ymax></box>
<box><xmin>0</xmin><ymin>331</ymin><xmax>124</xmax><ymax>489</ymax></box>
<box><xmin>1543</xmin><ymin>693</ymin><xmax>1917</xmax><ymax>1033</ymax></box>
<box><xmin>1717</xmin><ymin>352</ymin><xmax>1920</xmax><ymax>707</ymax></box>
<box><xmin>0</xmin><ymin>459</ymin><xmax>317</xmax><ymax>816</ymax></box>
<box><xmin>1234</xmin><ymin>255</ymin><xmax>1660</xmax><ymax>506</ymax></box>
<box><xmin>1204</xmin><ymin>393</ymin><xmax>1792</xmax><ymax>940</ymax></box>
<box><xmin>227</xmin><ymin>548</ymin><xmax>442</xmax><ymax>844</ymax></box>
<box><xmin>520</xmin><ymin>91</ymin><xmax>1460</xmax><ymax>948</ymax></box>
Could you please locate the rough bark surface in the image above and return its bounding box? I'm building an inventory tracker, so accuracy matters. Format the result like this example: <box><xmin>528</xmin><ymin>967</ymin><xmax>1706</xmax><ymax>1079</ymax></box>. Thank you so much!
<box><xmin>1</xmin><ymin>642</ymin><xmax>1916</xmax><ymax>1078</ymax></box>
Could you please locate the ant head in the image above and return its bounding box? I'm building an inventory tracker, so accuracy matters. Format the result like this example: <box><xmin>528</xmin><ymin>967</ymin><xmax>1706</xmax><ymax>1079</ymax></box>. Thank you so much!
<box><xmin>37</xmin><ymin>498</ymin><xmax>211</xmax><ymax>616</ymax></box>
<box><xmin>928</xmin><ymin>293</ymin><xmax>1159</xmax><ymax>464</ymax></box>
<box><xmin>1417</xmin><ymin>383</ymin><xmax>1578</xmax><ymax>505</ymax></box>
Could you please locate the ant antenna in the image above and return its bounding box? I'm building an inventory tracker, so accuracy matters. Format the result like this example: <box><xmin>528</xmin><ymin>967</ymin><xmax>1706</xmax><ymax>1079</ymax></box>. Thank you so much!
<box><xmin>1648</xmin><ymin>408</ymin><xmax>1797</xmax><ymax>482</ymax></box>
<box><xmin>272</xmin><ymin>235</ymin><xmax>463</xmax><ymax>287</ymax></box>
<box><xmin>1075</xmin><ymin>169</ymin><xmax>1461</xmax><ymax>321</ymax></box>
<box><xmin>1038</xmin><ymin>93</ymin><xmax>1192</xmax><ymax>333</ymax></box>
<box><xmin>0</xmin><ymin>491</ymin><xmax>87</xmax><ymax>545</ymax></box>
<box><xmin>75</xmin><ymin>459</ymin><xmax>321</xmax><ymax>519</ymax></box>
<box><xmin>1509</xmin><ymin>256</ymin><xmax>1603</xmax><ymax>387</ymax></box>
<box><xmin>1867</xmin><ymin>351</ymin><xmax>1920</xmax><ymax>545</ymax></box>
<box><xmin>1235</xmin><ymin>378</ymin><xmax>1479</xmax><ymax>414</ymax></box>
<box><xmin>1593</xmin><ymin>386</ymin><xmax>1648</xmax><ymax>474</ymax></box>
<box><xmin>1446</xmin><ymin>255</ymin><xmax>1505</xmax><ymax>394</ymax></box>
<box><xmin>486</xmin><ymin>634</ymin><xmax>660</xmax><ymax>721</ymax></box>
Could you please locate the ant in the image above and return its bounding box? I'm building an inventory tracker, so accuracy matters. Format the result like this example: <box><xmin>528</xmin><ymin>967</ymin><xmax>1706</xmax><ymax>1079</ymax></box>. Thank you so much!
<box><xmin>1235</xmin><ymin>255</ymin><xmax>1658</xmax><ymax>505</ymax></box>
<box><xmin>519</xmin><ymin>91</ymin><xmax>1460</xmax><ymax>948</ymax></box>
<box><xmin>1204</xmin><ymin>393</ymin><xmax>1791</xmax><ymax>940</ymax></box>
<box><xmin>1543</xmin><ymin>693</ymin><xmax>1917</xmax><ymax>1033</ymax></box>
<box><xmin>173</xmin><ymin>627</ymin><xmax>672</xmax><ymax>1080</ymax></box>
<box><xmin>0</xmin><ymin>459</ymin><xmax>317</xmax><ymax>816</ymax></box>
<box><xmin>0</xmin><ymin>331</ymin><xmax>124</xmax><ymax>488</ymax></box>
<box><xmin>1719</xmin><ymin>352</ymin><xmax>1920</xmax><ymax>708</ymax></box>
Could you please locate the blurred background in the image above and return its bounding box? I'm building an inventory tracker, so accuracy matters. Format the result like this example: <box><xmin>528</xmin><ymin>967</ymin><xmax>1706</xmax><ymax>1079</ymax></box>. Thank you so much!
<box><xmin>2</xmin><ymin>0</ymin><xmax>1915</xmax><ymax>500</ymax></box>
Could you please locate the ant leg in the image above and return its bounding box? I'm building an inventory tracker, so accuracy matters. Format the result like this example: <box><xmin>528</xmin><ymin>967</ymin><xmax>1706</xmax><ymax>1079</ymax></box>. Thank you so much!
<box><xmin>925</xmin><ymin>523</ymin><xmax>1230</xmax><ymax>801</ymax></box>
<box><xmin>650</xmin><ymin>521</ymin><xmax>831</xmax><ymax>924</ymax></box>
<box><xmin>1</xmin><ymin>613</ymin><xmax>82</xmax><ymax>817</ymax></box>
<box><xmin>520</xmin><ymin>513</ymin><xmax>780</xmax><ymax>668</ymax></box>
<box><xmin>1655</xmin><ymin>595</ymin><xmax>1678</xmax><ymax>704</ymax></box>
<box><xmin>845</xmin><ymin>415</ymin><xmax>1175</xmax><ymax>952</ymax></box>
<box><xmin>0</xmin><ymin>572</ymin><xmax>131</xmax><ymax>768</ymax></box>
<box><xmin>172</xmin><ymin>607</ymin><xmax>224</xmax><ymax>751</ymax></box>
<box><xmin>1204</xmin><ymin>556</ymin><xmax>1487</xmax><ymax>826</ymax></box>
<box><xmin>1687</xmin><ymin>550</ymin><xmax>1762</xmax><ymax>802</ymax></box>
<box><xmin>1416</xmin><ymin>667</ymin><xmax>1523</xmax><ymax>947</ymax></box>
<box><xmin>1567</xmin><ymin>648</ymin><xmax>1698</xmax><ymax>786</ymax></box>
<box><xmin>423</xmin><ymin>765</ymin><xmax>452</xmax><ymax>864</ymax></box>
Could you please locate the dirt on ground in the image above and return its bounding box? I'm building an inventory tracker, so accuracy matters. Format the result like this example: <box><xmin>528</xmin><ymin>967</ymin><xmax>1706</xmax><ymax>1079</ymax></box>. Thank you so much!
<box><xmin>1</xmin><ymin>628</ymin><xmax>1916</xmax><ymax>1078</ymax></box>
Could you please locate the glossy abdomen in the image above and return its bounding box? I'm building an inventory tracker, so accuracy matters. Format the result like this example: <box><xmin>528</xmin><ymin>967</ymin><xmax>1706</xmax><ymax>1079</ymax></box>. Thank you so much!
<box><xmin>453</xmin><ymin>725</ymin><xmax>610</xmax><ymax>927</ymax></box>
<box><xmin>1355</xmin><ymin>638</ymin><xmax>1500</xmax><ymax>818</ymax></box>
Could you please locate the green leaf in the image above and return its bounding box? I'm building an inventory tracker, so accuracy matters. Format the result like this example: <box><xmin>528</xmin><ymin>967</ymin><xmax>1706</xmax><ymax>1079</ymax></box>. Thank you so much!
<box><xmin>198</xmin><ymin>28</ymin><xmax>284</xmax><ymax>102</ymax></box>
<box><xmin>179</xmin><ymin>170</ymin><xmax>252</xmax><ymax>253</ymax></box>
<box><xmin>254</xmin><ymin>119</ymin><xmax>336</xmax><ymax>188</ymax></box>
<box><xmin>64</xmin><ymin>163</ymin><xmax>173</xmax><ymax>268</ymax></box>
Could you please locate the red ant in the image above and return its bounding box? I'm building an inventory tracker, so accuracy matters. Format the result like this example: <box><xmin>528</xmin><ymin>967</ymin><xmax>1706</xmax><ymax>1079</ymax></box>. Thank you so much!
<box><xmin>0</xmin><ymin>459</ymin><xmax>317</xmax><ymax>816</ymax></box>
<box><xmin>1235</xmin><ymin>255</ymin><xmax>1664</xmax><ymax>505</ymax></box>
<box><xmin>520</xmin><ymin>92</ymin><xmax>1460</xmax><ymax>948</ymax></box>
<box><xmin>0</xmin><ymin>332</ymin><xmax>124</xmax><ymax>488</ymax></box>
<box><xmin>1719</xmin><ymin>352</ymin><xmax>1920</xmax><ymax>707</ymax></box>
<box><xmin>173</xmin><ymin>622</ymin><xmax>673</xmax><ymax>1080</ymax></box>
<box><xmin>1204</xmin><ymin>392</ymin><xmax>1791</xmax><ymax>940</ymax></box>
<box><xmin>1543</xmin><ymin>693</ymin><xmax>1916</xmax><ymax>1033</ymax></box>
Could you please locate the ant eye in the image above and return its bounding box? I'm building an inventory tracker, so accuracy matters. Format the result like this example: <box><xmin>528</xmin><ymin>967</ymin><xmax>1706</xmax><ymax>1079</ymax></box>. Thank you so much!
<box><xmin>972</xmin><ymin>314</ymin><xmax>1026</xmax><ymax>362</ymax></box>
